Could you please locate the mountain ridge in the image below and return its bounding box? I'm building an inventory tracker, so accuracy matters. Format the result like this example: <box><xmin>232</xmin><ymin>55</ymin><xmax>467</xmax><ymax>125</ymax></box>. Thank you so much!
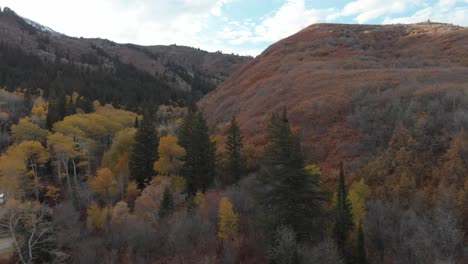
<box><xmin>200</xmin><ymin>21</ymin><xmax>468</xmax><ymax>177</ymax></box>
<box><xmin>0</xmin><ymin>7</ymin><xmax>252</xmax><ymax>108</ymax></box>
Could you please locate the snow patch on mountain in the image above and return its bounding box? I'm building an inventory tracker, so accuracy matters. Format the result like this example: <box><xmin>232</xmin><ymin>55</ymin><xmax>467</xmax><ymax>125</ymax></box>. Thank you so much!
<box><xmin>23</xmin><ymin>17</ymin><xmax>61</xmax><ymax>36</ymax></box>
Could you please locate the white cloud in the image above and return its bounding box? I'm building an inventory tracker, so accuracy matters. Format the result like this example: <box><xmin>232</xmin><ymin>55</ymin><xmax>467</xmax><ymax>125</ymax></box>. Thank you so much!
<box><xmin>383</xmin><ymin>5</ymin><xmax>468</xmax><ymax>26</ymax></box>
<box><xmin>216</xmin><ymin>0</ymin><xmax>336</xmax><ymax>46</ymax></box>
<box><xmin>251</xmin><ymin>0</ymin><xmax>335</xmax><ymax>42</ymax></box>
<box><xmin>1</xmin><ymin>0</ymin><xmax>231</xmax><ymax>49</ymax></box>
<box><xmin>335</xmin><ymin>0</ymin><xmax>425</xmax><ymax>23</ymax></box>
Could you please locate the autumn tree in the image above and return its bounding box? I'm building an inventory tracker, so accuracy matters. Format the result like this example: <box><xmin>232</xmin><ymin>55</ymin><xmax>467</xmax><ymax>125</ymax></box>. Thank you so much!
<box><xmin>0</xmin><ymin>146</ymin><xmax>27</xmax><ymax>199</ymax></box>
<box><xmin>154</xmin><ymin>135</ymin><xmax>185</xmax><ymax>176</ymax></box>
<box><xmin>218</xmin><ymin>197</ymin><xmax>239</xmax><ymax>241</ymax></box>
<box><xmin>257</xmin><ymin>110</ymin><xmax>322</xmax><ymax>241</ymax></box>
<box><xmin>194</xmin><ymin>191</ymin><xmax>206</xmax><ymax>209</ymax></box>
<box><xmin>129</xmin><ymin>112</ymin><xmax>159</xmax><ymax>189</ymax></box>
<box><xmin>124</xmin><ymin>181</ymin><xmax>141</xmax><ymax>211</ymax></box>
<box><xmin>103</xmin><ymin>128</ymin><xmax>136</xmax><ymax>199</ymax></box>
<box><xmin>334</xmin><ymin>162</ymin><xmax>354</xmax><ymax>260</ymax></box>
<box><xmin>47</xmin><ymin>133</ymin><xmax>81</xmax><ymax>192</ymax></box>
<box><xmin>0</xmin><ymin>201</ymin><xmax>62</xmax><ymax>264</ymax></box>
<box><xmin>89</xmin><ymin>168</ymin><xmax>119</xmax><ymax>206</ymax></box>
<box><xmin>87</xmin><ymin>202</ymin><xmax>108</xmax><ymax>232</ymax></box>
<box><xmin>11</xmin><ymin>118</ymin><xmax>48</xmax><ymax>143</ymax></box>
<box><xmin>178</xmin><ymin>111</ymin><xmax>216</xmax><ymax>197</ymax></box>
<box><xmin>16</xmin><ymin>141</ymin><xmax>50</xmax><ymax>200</ymax></box>
<box><xmin>348</xmin><ymin>179</ymin><xmax>370</xmax><ymax>225</ymax></box>
<box><xmin>225</xmin><ymin>116</ymin><xmax>243</xmax><ymax>183</ymax></box>
<box><xmin>30</xmin><ymin>96</ymin><xmax>48</xmax><ymax>127</ymax></box>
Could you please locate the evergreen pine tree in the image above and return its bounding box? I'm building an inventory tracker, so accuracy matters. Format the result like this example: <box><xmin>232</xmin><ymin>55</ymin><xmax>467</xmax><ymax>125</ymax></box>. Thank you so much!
<box><xmin>257</xmin><ymin>110</ymin><xmax>322</xmax><ymax>241</ymax></box>
<box><xmin>159</xmin><ymin>187</ymin><xmax>174</xmax><ymax>219</ymax></box>
<box><xmin>355</xmin><ymin>221</ymin><xmax>367</xmax><ymax>264</ymax></box>
<box><xmin>178</xmin><ymin>111</ymin><xmax>216</xmax><ymax>197</ymax></box>
<box><xmin>46</xmin><ymin>95</ymin><xmax>66</xmax><ymax>130</ymax></box>
<box><xmin>22</xmin><ymin>88</ymin><xmax>33</xmax><ymax>115</ymax></box>
<box><xmin>334</xmin><ymin>161</ymin><xmax>354</xmax><ymax>260</ymax></box>
<box><xmin>225</xmin><ymin>116</ymin><xmax>243</xmax><ymax>184</ymax></box>
<box><xmin>134</xmin><ymin>116</ymin><xmax>139</xmax><ymax>128</ymax></box>
<box><xmin>129</xmin><ymin>111</ymin><xmax>159</xmax><ymax>189</ymax></box>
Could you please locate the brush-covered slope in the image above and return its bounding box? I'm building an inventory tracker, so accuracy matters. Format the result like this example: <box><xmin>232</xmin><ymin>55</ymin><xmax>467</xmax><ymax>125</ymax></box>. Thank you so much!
<box><xmin>200</xmin><ymin>22</ymin><xmax>468</xmax><ymax>176</ymax></box>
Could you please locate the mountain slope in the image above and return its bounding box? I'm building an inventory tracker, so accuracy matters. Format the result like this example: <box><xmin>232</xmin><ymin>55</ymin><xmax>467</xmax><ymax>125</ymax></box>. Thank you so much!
<box><xmin>200</xmin><ymin>22</ymin><xmax>468</xmax><ymax>176</ymax></box>
<box><xmin>0</xmin><ymin>7</ymin><xmax>252</xmax><ymax>108</ymax></box>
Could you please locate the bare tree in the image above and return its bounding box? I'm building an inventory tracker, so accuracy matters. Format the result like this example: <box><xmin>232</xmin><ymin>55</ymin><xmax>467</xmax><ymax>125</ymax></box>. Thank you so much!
<box><xmin>0</xmin><ymin>201</ymin><xmax>65</xmax><ymax>264</ymax></box>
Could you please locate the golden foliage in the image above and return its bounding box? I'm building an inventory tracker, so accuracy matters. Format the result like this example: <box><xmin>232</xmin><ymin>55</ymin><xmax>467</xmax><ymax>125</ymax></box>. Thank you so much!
<box><xmin>154</xmin><ymin>135</ymin><xmax>185</xmax><ymax>176</ymax></box>
<box><xmin>217</xmin><ymin>197</ymin><xmax>239</xmax><ymax>240</ymax></box>
<box><xmin>89</xmin><ymin>168</ymin><xmax>119</xmax><ymax>203</ymax></box>
<box><xmin>87</xmin><ymin>202</ymin><xmax>108</xmax><ymax>231</ymax></box>
<box><xmin>44</xmin><ymin>185</ymin><xmax>60</xmax><ymax>203</ymax></box>
<box><xmin>0</xmin><ymin>146</ymin><xmax>27</xmax><ymax>199</ymax></box>
<box><xmin>11</xmin><ymin>118</ymin><xmax>48</xmax><ymax>143</ymax></box>
<box><xmin>102</xmin><ymin>128</ymin><xmax>136</xmax><ymax>175</ymax></box>
<box><xmin>194</xmin><ymin>191</ymin><xmax>206</xmax><ymax>209</ymax></box>
<box><xmin>30</xmin><ymin>97</ymin><xmax>48</xmax><ymax>125</ymax></box>
<box><xmin>348</xmin><ymin>179</ymin><xmax>371</xmax><ymax>225</ymax></box>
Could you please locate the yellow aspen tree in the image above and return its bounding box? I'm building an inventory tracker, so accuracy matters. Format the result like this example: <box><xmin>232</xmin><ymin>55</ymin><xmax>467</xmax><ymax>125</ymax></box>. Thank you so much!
<box><xmin>347</xmin><ymin>179</ymin><xmax>371</xmax><ymax>225</ymax></box>
<box><xmin>0</xmin><ymin>147</ymin><xmax>27</xmax><ymax>199</ymax></box>
<box><xmin>16</xmin><ymin>141</ymin><xmax>50</xmax><ymax>200</ymax></box>
<box><xmin>31</xmin><ymin>96</ymin><xmax>48</xmax><ymax>126</ymax></box>
<box><xmin>47</xmin><ymin>132</ymin><xmax>80</xmax><ymax>192</ymax></box>
<box><xmin>154</xmin><ymin>135</ymin><xmax>185</xmax><ymax>176</ymax></box>
<box><xmin>87</xmin><ymin>202</ymin><xmax>108</xmax><ymax>231</ymax></box>
<box><xmin>218</xmin><ymin>197</ymin><xmax>239</xmax><ymax>240</ymax></box>
<box><xmin>11</xmin><ymin>118</ymin><xmax>48</xmax><ymax>143</ymax></box>
<box><xmin>44</xmin><ymin>185</ymin><xmax>60</xmax><ymax>205</ymax></box>
<box><xmin>89</xmin><ymin>168</ymin><xmax>119</xmax><ymax>205</ymax></box>
<box><xmin>194</xmin><ymin>191</ymin><xmax>206</xmax><ymax>209</ymax></box>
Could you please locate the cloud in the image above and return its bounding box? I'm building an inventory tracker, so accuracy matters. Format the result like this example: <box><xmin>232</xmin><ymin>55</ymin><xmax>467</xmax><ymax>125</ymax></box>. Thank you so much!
<box><xmin>382</xmin><ymin>0</ymin><xmax>468</xmax><ymax>26</ymax></box>
<box><xmin>332</xmin><ymin>0</ymin><xmax>425</xmax><ymax>23</ymax></box>
<box><xmin>1</xmin><ymin>0</ymin><xmax>231</xmax><ymax>49</ymax></box>
<box><xmin>216</xmin><ymin>0</ymin><xmax>336</xmax><ymax>46</ymax></box>
<box><xmin>383</xmin><ymin>6</ymin><xmax>468</xmax><ymax>26</ymax></box>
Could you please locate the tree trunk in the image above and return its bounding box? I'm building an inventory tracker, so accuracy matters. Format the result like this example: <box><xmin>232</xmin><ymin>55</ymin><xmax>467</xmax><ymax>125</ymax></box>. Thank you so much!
<box><xmin>62</xmin><ymin>158</ymin><xmax>72</xmax><ymax>193</ymax></box>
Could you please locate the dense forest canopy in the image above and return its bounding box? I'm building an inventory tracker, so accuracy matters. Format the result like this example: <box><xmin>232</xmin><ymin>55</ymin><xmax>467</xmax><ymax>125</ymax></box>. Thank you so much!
<box><xmin>0</xmin><ymin>90</ymin><xmax>465</xmax><ymax>263</ymax></box>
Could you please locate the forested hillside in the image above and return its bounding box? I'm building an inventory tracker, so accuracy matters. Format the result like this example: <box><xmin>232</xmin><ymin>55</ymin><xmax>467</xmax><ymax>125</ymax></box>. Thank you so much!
<box><xmin>0</xmin><ymin>91</ymin><xmax>465</xmax><ymax>263</ymax></box>
<box><xmin>0</xmin><ymin>7</ymin><xmax>466</xmax><ymax>264</ymax></box>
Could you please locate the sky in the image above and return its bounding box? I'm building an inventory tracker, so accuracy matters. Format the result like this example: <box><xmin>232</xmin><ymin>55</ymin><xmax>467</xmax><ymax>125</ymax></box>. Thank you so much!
<box><xmin>1</xmin><ymin>0</ymin><xmax>468</xmax><ymax>56</ymax></box>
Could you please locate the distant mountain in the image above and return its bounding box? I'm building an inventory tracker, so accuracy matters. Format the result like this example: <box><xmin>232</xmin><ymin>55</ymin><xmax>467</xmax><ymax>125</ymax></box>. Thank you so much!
<box><xmin>200</xmin><ymin>22</ymin><xmax>468</xmax><ymax>179</ymax></box>
<box><xmin>0</xmin><ymin>7</ymin><xmax>252</xmax><ymax>109</ymax></box>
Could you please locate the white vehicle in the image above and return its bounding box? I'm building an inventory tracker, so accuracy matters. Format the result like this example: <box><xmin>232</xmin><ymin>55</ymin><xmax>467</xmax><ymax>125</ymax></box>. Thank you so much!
<box><xmin>0</xmin><ymin>193</ymin><xmax>4</xmax><ymax>205</ymax></box>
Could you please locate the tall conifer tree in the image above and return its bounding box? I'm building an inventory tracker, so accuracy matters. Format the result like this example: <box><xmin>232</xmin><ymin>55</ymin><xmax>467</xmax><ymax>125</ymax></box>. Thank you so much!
<box><xmin>129</xmin><ymin>111</ymin><xmax>159</xmax><ymax>189</ymax></box>
<box><xmin>334</xmin><ymin>161</ymin><xmax>354</xmax><ymax>260</ymax></box>
<box><xmin>225</xmin><ymin>116</ymin><xmax>243</xmax><ymax>183</ymax></box>
<box><xmin>178</xmin><ymin>111</ymin><xmax>216</xmax><ymax>197</ymax></box>
<box><xmin>159</xmin><ymin>187</ymin><xmax>174</xmax><ymax>219</ymax></box>
<box><xmin>257</xmin><ymin>110</ymin><xmax>322</xmax><ymax>241</ymax></box>
<box><xmin>355</xmin><ymin>221</ymin><xmax>367</xmax><ymax>264</ymax></box>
